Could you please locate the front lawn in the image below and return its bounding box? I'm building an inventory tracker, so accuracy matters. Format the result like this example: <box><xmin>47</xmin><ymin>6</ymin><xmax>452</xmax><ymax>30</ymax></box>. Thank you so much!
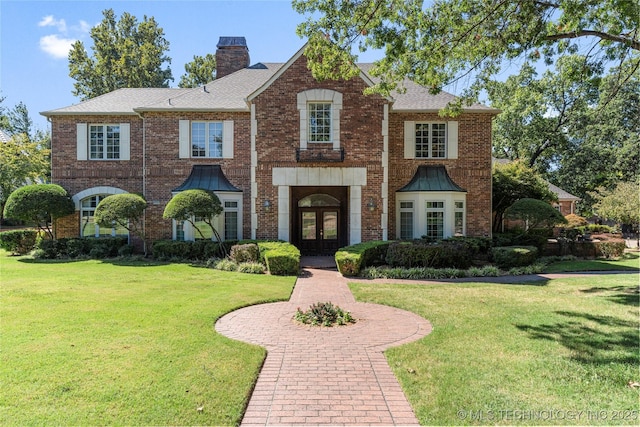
<box><xmin>544</xmin><ymin>252</ymin><xmax>639</xmax><ymax>273</ymax></box>
<box><xmin>0</xmin><ymin>253</ymin><xmax>296</xmax><ymax>425</ymax></box>
<box><xmin>350</xmin><ymin>274</ymin><xmax>640</xmax><ymax>425</ymax></box>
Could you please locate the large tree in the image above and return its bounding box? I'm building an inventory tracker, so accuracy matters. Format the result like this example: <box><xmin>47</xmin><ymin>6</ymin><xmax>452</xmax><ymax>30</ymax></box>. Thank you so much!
<box><xmin>294</xmin><ymin>0</ymin><xmax>640</xmax><ymax>113</ymax></box>
<box><xmin>178</xmin><ymin>53</ymin><xmax>217</xmax><ymax>88</ymax></box>
<box><xmin>68</xmin><ymin>9</ymin><xmax>173</xmax><ymax>100</ymax></box>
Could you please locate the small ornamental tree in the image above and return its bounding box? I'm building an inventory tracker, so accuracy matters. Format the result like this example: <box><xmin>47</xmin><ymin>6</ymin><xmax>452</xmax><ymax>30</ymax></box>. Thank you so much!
<box><xmin>592</xmin><ymin>181</ymin><xmax>640</xmax><ymax>246</ymax></box>
<box><xmin>505</xmin><ymin>198</ymin><xmax>568</xmax><ymax>231</ymax></box>
<box><xmin>163</xmin><ymin>189</ymin><xmax>225</xmax><ymax>249</ymax></box>
<box><xmin>95</xmin><ymin>193</ymin><xmax>147</xmax><ymax>254</ymax></box>
<box><xmin>2</xmin><ymin>184</ymin><xmax>74</xmax><ymax>239</ymax></box>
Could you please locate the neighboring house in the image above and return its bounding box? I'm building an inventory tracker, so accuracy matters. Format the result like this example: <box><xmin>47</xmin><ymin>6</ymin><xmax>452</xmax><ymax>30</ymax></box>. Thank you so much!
<box><xmin>547</xmin><ymin>182</ymin><xmax>580</xmax><ymax>216</ymax></box>
<box><xmin>42</xmin><ymin>37</ymin><xmax>498</xmax><ymax>255</ymax></box>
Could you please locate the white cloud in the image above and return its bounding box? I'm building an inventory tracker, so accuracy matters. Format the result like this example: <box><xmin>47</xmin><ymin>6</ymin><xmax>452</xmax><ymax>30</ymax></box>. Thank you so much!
<box><xmin>38</xmin><ymin>15</ymin><xmax>67</xmax><ymax>33</ymax></box>
<box><xmin>39</xmin><ymin>34</ymin><xmax>76</xmax><ymax>59</ymax></box>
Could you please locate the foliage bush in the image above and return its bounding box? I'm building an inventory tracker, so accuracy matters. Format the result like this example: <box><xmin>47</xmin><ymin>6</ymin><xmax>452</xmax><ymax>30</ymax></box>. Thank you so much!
<box><xmin>32</xmin><ymin>237</ymin><xmax>128</xmax><ymax>259</ymax></box>
<box><xmin>208</xmin><ymin>258</ymin><xmax>238</xmax><ymax>271</ymax></box>
<box><xmin>564</xmin><ymin>213</ymin><xmax>588</xmax><ymax>228</ymax></box>
<box><xmin>334</xmin><ymin>241</ymin><xmax>391</xmax><ymax>276</ymax></box>
<box><xmin>261</xmin><ymin>242</ymin><xmax>300</xmax><ymax>276</ymax></box>
<box><xmin>237</xmin><ymin>262</ymin><xmax>266</xmax><ymax>274</ymax></box>
<box><xmin>491</xmin><ymin>246</ymin><xmax>539</xmax><ymax>268</ymax></box>
<box><xmin>505</xmin><ymin>198</ymin><xmax>567</xmax><ymax>230</ymax></box>
<box><xmin>493</xmin><ymin>232</ymin><xmax>549</xmax><ymax>252</ymax></box>
<box><xmin>361</xmin><ymin>265</ymin><xmax>502</xmax><ymax>280</ymax></box>
<box><xmin>386</xmin><ymin>240</ymin><xmax>473</xmax><ymax>269</ymax></box>
<box><xmin>151</xmin><ymin>240</ymin><xmax>229</xmax><ymax>261</ymax></box>
<box><xmin>294</xmin><ymin>302</ymin><xmax>355</xmax><ymax>326</ymax></box>
<box><xmin>229</xmin><ymin>243</ymin><xmax>259</xmax><ymax>264</ymax></box>
<box><xmin>595</xmin><ymin>239</ymin><xmax>626</xmax><ymax>259</ymax></box>
<box><xmin>0</xmin><ymin>230</ymin><xmax>39</xmax><ymax>255</ymax></box>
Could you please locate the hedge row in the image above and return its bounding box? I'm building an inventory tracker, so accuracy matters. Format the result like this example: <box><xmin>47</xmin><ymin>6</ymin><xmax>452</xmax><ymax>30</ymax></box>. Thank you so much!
<box><xmin>151</xmin><ymin>240</ymin><xmax>232</xmax><ymax>261</ymax></box>
<box><xmin>335</xmin><ymin>241</ymin><xmax>391</xmax><ymax>276</ymax></box>
<box><xmin>34</xmin><ymin>237</ymin><xmax>130</xmax><ymax>259</ymax></box>
<box><xmin>0</xmin><ymin>230</ymin><xmax>39</xmax><ymax>255</ymax></box>
<box><xmin>490</xmin><ymin>246</ymin><xmax>538</xmax><ymax>269</ymax></box>
<box><xmin>385</xmin><ymin>240</ymin><xmax>474</xmax><ymax>269</ymax></box>
<box><xmin>252</xmin><ymin>241</ymin><xmax>301</xmax><ymax>276</ymax></box>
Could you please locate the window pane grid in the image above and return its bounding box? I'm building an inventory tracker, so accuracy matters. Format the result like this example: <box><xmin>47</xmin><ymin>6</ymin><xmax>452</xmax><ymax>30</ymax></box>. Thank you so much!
<box><xmin>415</xmin><ymin>123</ymin><xmax>446</xmax><ymax>159</ymax></box>
<box><xmin>89</xmin><ymin>125</ymin><xmax>120</xmax><ymax>160</ymax></box>
<box><xmin>192</xmin><ymin>122</ymin><xmax>223</xmax><ymax>158</ymax></box>
<box><xmin>425</xmin><ymin>201</ymin><xmax>444</xmax><ymax>239</ymax></box>
<box><xmin>224</xmin><ymin>211</ymin><xmax>238</xmax><ymax>240</ymax></box>
<box><xmin>309</xmin><ymin>103</ymin><xmax>332</xmax><ymax>142</ymax></box>
<box><xmin>81</xmin><ymin>195</ymin><xmax>127</xmax><ymax>238</ymax></box>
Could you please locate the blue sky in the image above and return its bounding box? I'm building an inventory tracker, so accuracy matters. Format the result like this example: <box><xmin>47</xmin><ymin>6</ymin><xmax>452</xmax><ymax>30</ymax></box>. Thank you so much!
<box><xmin>0</xmin><ymin>0</ymin><xmax>385</xmax><ymax>132</ymax></box>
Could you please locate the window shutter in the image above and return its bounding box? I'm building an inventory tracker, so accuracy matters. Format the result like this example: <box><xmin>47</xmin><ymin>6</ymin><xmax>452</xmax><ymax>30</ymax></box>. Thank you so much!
<box><xmin>223</xmin><ymin>120</ymin><xmax>234</xmax><ymax>159</ymax></box>
<box><xmin>77</xmin><ymin>123</ymin><xmax>87</xmax><ymax>160</ymax></box>
<box><xmin>179</xmin><ymin>120</ymin><xmax>190</xmax><ymax>159</ymax></box>
<box><xmin>119</xmin><ymin>123</ymin><xmax>130</xmax><ymax>160</ymax></box>
<box><xmin>403</xmin><ymin>121</ymin><xmax>415</xmax><ymax>159</ymax></box>
<box><xmin>447</xmin><ymin>121</ymin><xmax>458</xmax><ymax>159</ymax></box>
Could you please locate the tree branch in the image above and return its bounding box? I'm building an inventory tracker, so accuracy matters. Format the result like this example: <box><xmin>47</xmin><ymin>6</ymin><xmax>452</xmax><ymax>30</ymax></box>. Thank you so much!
<box><xmin>545</xmin><ymin>30</ymin><xmax>640</xmax><ymax>51</ymax></box>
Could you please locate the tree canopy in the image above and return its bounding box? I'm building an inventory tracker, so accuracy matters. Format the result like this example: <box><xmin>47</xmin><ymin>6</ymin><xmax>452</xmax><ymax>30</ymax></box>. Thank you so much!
<box><xmin>95</xmin><ymin>193</ymin><xmax>148</xmax><ymax>253</ymax></box>
<box><xmin>591</xmin><ymin>181</ymin><xmax>640</xmax><ymax>227</ymax></box>
<box><xmin>178</xmin><ymin>53</ymin><xmax>217</xmax><ymax>88</ymax></box>
<box><xmin>163</xmin><ymin>189</ymin><xmax>224</xmax><ymax>242</ymax></box>
<box><xmin>68</xmin><ymin>9</ymin><xmax>173</xmax><ymax>100</ymax></box>
<box><xmin>492</xmin><ymin>160</ymin><xmax>556</xmax><ymax>232</ymax></box>
<box><xmin>3</xmin><ymin>184</ymin><xmax>74</xmax><ymax>239</ymax></box>
<box><xmin>294</xmin><ymin>0</ymin><xmax>640</xmax><ymax>113</ymax></box>
<box><xmin>505</xmin><ymin>198</ymin><xmax>567</xmax><ymax>230</ymax></box>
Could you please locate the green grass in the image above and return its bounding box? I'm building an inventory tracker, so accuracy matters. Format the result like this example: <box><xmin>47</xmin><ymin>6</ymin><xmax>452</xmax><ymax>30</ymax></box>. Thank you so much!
<box><xmin>0</xmin><ymin>253</ymin><xmax>296</xmax><ymax>425</ymax></box>
<box><xmin>544</xmin><ymin>252</ymin><xmax>640</xmax><ymax>273</ymax></box>
<box><xmin>350</xmin><ymin>274</ymin><xmax>640</xmax><ymax>425</ymax></box>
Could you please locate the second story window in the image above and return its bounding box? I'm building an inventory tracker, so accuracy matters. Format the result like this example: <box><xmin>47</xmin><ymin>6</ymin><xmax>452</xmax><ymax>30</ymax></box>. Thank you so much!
<box><xmin>308</xmin><ymin>103</ymin><xmax>332</xmax><ymax>143</ymax></box>
<box><xmin>90</xmin><ymin>124</ymin><xmax>120</xmax><ymax>160</ymax></box>
<box><xmin>415</xmin><ymin>123</ymin><xmax>446</xmax><ymax>158</ymax></box>
<box><xmin>179</xmin><ymin>120</ymin><xmax>233</xmax><ymax>159</ymax></box>
<box><xmin>191</xmin><ymin>122</ymin><xmax>223</xmax><ymax>158</ymax></box>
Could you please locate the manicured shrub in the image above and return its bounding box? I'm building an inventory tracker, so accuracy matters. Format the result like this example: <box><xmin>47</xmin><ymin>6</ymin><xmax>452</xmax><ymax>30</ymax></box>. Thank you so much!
<box><xmin>334</xmin><ymin>241</ymin><xmax>391</xmax><ymax>276</ymax></box>
<box><xmin>262</xmin><ymin>242</ymin><xmax>300</xmax><ymax>276</ymax></box>
<box><xmin>491</xmin><ymin>246</ymin><xmax>538</xmax><ymax>268</ymax></box>
<box><xmin>210</xmin><ymin>258</ymin><xmax>238</xmax><ymax>271</ymax></box>
<box><xmin>230</xmin><ymin>243</ymin><xmax>259</xmax><ymax>263</ymax></box>
<box><xmin>0</xmin><ymin>230</ymin><xmax>38</xmax><ymax>255</ymax></box>
<box><xmin>564</xmin><ymin>214</ymin><xmax>588</xmax><ymax>228</ymax></box>
<box><xmin>151</xmin><ymin>240</ymin><xmax>225</xmax><ymax>261</ymax></box>
<box><xmin>386</xmin><ymin>240</ymin><xmax>473</xmax><ymax>269</ymax></box>
<box><xmin>595</xmin><ymin>239</ymin><xmax>626</xmax><ymax>259</ymax></box>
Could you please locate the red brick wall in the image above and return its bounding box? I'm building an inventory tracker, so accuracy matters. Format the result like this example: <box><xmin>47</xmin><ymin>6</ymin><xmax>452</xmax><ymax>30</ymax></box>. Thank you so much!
<box><xmin>252</xmin><ymin>54</ymin><xmax>388</xmax><ymax>241</ymax></box>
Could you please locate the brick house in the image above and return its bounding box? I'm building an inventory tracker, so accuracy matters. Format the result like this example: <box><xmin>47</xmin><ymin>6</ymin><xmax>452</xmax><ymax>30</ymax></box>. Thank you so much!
<box><xmin>42</xmin><ymin>37</ymin><xmax>498</xmax><ymax>255</ymax></box>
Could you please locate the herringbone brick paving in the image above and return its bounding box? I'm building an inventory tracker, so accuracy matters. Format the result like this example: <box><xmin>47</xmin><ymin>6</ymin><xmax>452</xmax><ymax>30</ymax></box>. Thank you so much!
<box><xmin>215</xmin><ymin>257</ymin><xmax>432</xmax><ymax>425</ymax></box>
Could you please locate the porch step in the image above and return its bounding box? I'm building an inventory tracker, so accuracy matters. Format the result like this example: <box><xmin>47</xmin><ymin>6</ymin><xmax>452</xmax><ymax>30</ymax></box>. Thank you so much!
<box><xmin>299</xmin><ymin>256</ymin><xmax>337</xmax><ymax>270</ymax></box>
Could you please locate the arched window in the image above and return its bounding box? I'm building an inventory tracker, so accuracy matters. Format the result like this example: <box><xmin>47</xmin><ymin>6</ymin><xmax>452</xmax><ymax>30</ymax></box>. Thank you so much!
<box><xmin>298</xmin><ymin>194</ymin><xmax>341</xmax><ymax>207</ymax></box>
<box><xmin>80</xmin><ymin>195</ymin><xmax>128</xmax><ymax>238</ymax></box>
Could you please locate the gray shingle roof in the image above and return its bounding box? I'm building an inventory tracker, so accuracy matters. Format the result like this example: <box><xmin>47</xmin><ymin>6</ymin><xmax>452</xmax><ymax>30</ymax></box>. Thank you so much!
<box><xmin>41</xmin><ymin>57</ymin><xmax>498</xmax><ymax>115</ymax></box>
<box><xmin>547</xmin><ymin>181</ymin><xmax>580</xmax><ymax>201</ymax></box>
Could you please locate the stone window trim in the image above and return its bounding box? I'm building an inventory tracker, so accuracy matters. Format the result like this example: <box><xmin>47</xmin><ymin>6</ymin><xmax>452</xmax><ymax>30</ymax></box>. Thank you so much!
<box><xmin>403</xmin><ymin>120</ymin><xmax>458</xmax><ymax>160</ymax></box>
<box><xmin>76</xmin><ymin>123</ymin><xmax>130</xmax><ymax>161</ymax></box>
<box><xmin>297</xmin><ymin>89</ymin><xmax>343</xmax><ymax>150</ymax></box>
<box><xmin>179</xmin><ymin>120</ymin><xmax>234</xmax><ymax>159</ymax></box>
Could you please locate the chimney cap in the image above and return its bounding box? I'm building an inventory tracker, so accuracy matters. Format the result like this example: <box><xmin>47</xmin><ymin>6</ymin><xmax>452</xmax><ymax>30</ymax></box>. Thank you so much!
<box><xmin>217</xmin><ymin>36</ymin><xmax>248</xmax><ymax>49</ymax></box>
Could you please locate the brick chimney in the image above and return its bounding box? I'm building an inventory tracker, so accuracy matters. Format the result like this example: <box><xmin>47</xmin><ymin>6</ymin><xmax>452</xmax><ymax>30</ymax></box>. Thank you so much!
<box><xmin>216</xmin><ymin>36</ymin><xmax>250</xmax><ymax>79</ymax></box>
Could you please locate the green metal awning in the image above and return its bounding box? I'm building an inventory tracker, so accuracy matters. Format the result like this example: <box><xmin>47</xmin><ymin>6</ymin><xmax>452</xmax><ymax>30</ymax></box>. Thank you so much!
<box><xmin>397</xmin><ymin>165</ymin><xmax>466</xmax><ymax>192</ymax></box>
<box><xmin>172</xmin><ymin>165</ymin><xmax>241</xmax><ymax>192</ymax></box>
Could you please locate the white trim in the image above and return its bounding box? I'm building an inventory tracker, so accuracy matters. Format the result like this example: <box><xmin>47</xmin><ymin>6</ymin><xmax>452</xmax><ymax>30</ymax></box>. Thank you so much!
<box><xmin>72</xmin><ymin>186</ymin><xmax>127</xmax><ymax>209</ymax></box>
<box><xmin>403</xmin><ymin>121</ymin><xmax>414</xmax><ymax>159</ymax></box>
<box><xmin>119</xmin><ymin>123</ymin><xmax>130</xmax><ymax>161</ymax></box>
<box><xmin>178</xmin><ymin>120</ymin><xmax>190</xmax><ymax>158</ymax></box>
<box><xmin>297</xmin><ymin>89</ymin><xmax>343</xmax><ymax>149</ymax></box>
<box><xmin>272</xmin><ymin>167</ymin><xmax>367</xmax><ymax>245</ymax></box>
<box><xmin>447</xmin><ymin>121</ymin><xmax>458</xmax><ymax>159</ymax></box>
<box><xmin>396</xmin><ymin>191</ymin><xmax>467</xmax><ymax>239</ymax></box>
<box><xmin>76</xmin><ymin>123</ymin><xmax>87</xmax><ymax>160</ymax></box>
<box><xmin>222</xmin><ymin>120</ymin><xmax>234</xmax><ymax>158</ymax></box>
<box><xmin>382</xmin><ymin>103</ymin><xmax>389</xmax><ymax>240</ymax></box>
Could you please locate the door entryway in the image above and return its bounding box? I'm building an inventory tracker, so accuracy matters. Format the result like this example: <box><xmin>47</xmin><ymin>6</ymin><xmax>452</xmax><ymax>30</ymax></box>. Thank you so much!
<box><xmin>292</xmin><ymin>187</ymin><xmax>348</xmax><ymax>255</ymax></box>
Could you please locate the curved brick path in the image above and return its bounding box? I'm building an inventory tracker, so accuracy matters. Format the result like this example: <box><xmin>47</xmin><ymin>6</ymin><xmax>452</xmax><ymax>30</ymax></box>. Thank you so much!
<box><xmin>215</xmin><ymin>266</ymin><xmax>432</xmax><ymax>426</ymax></box>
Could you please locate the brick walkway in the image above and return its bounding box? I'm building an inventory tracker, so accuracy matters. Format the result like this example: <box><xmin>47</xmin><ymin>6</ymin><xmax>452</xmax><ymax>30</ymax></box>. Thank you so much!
<box><xmin>215</xmin><ymin>263</ymin><xmax>432</xmax><ymax>426</ymax></box>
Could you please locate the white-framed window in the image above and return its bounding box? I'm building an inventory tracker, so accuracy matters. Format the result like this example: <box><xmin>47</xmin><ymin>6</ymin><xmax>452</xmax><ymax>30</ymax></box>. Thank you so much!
<box><xmin>80</xmin><ymin>195</ymin><xmax>128</xmax><ymax>238</ymax></box>
<box><xmin>399</xmin><ymin>201</ymin><xmax>414</xmax><ymax>240</ymax></box>
<box><xmin>415</xmin><ymin>123</ymin><xmax>446</xmax><ymax>158</ymax></box>
<box><xmin>191</xmin><ymin>122</ymin><xmax>223</xmax><ymax>158</ymax></box>
<box><xmin>297</xmin><ymin>89</ymin><xmax>343</xmax><ymax>150</ymax></box>
<box><xmin>76</xmin><ymin>123</ymin><xmax>130</xmax><ymax>161</ymax></box>
<box><xmin>89</xmin><ymin>124</ymin><xmax>120</xmax><ymax>159</ymax></box>
<box><xmin>404</xmin><ymin>121</ymin><xmax>458</xmax><ymax>159</ymax></box>
<box><xmin>171</xmin><ymin>193</ymin><xmax>242</xmax><ymax>241</ymax></box>
<box><xmin>179</xmin><ymin>120</ymin><xmax>233</xmax><ymax>159</ymax></box>
<box><xmin>308</xmin><ymin>103</ymin><xmax>332</xmax><ymax>142</ymax></box>
<box><xmin>425</xmin><ymin>201</ymin><xmax>445</xmax><ymax>239</ymax></box>
<box><xmin>454</xmin><ymin>200</ymin><xmax>465</xmax><ymax>235</ymax></box>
